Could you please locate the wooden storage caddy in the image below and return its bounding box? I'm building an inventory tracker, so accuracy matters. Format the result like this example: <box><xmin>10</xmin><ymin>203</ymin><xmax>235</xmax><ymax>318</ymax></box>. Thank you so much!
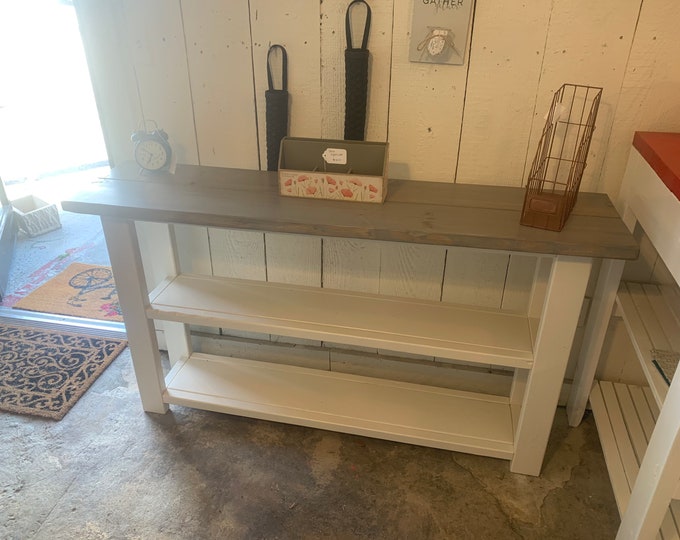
<box><xmin>278</xmin><ymin>137</ymin><xmax>388</xmax><ymax>203</ymax></box>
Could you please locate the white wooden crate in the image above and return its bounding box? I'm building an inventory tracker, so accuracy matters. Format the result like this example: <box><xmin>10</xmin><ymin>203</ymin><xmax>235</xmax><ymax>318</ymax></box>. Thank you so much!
<box><xmin>12</xmin><ymin>195</ymin><xmax>61</xmax><ymax>237</ymax></box>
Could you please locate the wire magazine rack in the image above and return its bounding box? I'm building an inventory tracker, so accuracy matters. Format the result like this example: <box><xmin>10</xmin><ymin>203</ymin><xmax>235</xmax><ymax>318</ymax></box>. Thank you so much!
<box><xmin>521</xmin><ymin>83</ymin><xmax>603</xmax><ymax>231</ymax></box>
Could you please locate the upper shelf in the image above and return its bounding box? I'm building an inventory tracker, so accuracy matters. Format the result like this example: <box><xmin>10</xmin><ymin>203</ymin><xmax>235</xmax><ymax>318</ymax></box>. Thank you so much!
<box><xmin>148</xmin><ymin>273</ymin><xmax>536</xmax><ymax>368</ymax></box>
<box><xmin>60</xmin><ymin>162</ymin><xmax>639</xmax><ymax>260</ymax></box>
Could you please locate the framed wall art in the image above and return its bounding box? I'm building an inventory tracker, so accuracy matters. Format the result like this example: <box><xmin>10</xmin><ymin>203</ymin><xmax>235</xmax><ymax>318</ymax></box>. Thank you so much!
<box><xmin>409</xmin><ymin>0</ymin><xmax>474</xmax><ymax>65</ymax></box>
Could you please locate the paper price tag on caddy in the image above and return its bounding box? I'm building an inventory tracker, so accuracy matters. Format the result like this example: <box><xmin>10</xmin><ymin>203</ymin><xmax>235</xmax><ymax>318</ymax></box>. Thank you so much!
<box><xmin>322</xmin><ymin>148</ymin><xmax>348</xmax><ymax>165</ymax></box>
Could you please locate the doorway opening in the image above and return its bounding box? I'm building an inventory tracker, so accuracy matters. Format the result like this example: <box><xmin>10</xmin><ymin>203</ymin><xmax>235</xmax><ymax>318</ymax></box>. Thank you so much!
<box><xmin>0</xmin><ymin>0</ymin><xmax>114</xmax><ymax>325</ymax></box>
<box><xmin>0</xmin><ymin>0</ymin><xmax>109</xmax><ymax>201</ymax></box>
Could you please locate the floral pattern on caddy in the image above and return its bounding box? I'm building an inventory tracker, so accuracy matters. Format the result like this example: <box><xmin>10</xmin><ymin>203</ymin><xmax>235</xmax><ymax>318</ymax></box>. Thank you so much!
<box><xmin>279</xmin><ymin>172</ymin><xmax>384</xmax><ymax>203</ymax></box>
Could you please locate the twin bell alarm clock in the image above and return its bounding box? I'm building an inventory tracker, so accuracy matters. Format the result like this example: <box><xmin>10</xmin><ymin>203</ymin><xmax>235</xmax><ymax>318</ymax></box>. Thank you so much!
<box><xmin>131</xmin><ymin>127</ymin><xmax>172</xmax><ymax>172</ymax></box>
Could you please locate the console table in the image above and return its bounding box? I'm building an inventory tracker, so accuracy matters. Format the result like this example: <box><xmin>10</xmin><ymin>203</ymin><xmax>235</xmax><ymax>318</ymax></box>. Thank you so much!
<box><xmin>61</xmin><ymin>163</ymin><xmax>638</xmax><ymax>476</ymax></box>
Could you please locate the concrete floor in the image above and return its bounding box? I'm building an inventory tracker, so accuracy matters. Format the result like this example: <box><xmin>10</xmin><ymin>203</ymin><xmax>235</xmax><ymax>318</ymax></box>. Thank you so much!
<box><xmin>0</xmin><ymin>205</ymin><xmax>621</xmax><ymax>539</ymax></box>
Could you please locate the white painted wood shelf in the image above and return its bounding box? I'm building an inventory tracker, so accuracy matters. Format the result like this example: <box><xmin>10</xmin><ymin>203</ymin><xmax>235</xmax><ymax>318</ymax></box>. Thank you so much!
<box><xmin>148</xmin><ymin>273</ymin><xmax>536</xmax><ymax>369</ymax></box>
<box><xmin>165</xmin><ymin>353</ymin><xmax>515</xmax><ymax>459</ymax></box>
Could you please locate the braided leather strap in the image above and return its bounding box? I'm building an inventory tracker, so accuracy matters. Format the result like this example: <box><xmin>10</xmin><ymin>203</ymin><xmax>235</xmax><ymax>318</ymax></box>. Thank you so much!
<box><xmin>266</xmin><ymin>45</ymin><xmax>289</xmax><ymax>171</ymax></box>
<box><xmin>344</xmin><ymin>1</ymin><xmax>371</xmax><ymax>141</ymax></box>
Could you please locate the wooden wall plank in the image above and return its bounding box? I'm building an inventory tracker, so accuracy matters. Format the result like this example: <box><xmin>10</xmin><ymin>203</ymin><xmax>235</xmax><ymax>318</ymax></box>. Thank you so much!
<box><xmin>524</xmin><ymin>0</ymin><xmax>642</xmax><ymax>194</ymax></box>
<box><xmin>173</xmin><ymin>224</ymin><xmax>211</xmax><ymax>274</ymax></box>
<box><xmin>599</xmin><ymin>0</ymin><xmax>680</xmax><ymax>200</ymax></box>
<box><xmin>74</xmin><ymin>0</ymin><xmax>141</xmax><ymax>166</ymax></box>
<box><xmin>319</xmin><ymin>0</ymin><xmax>345</xmax><ymax>140</ymax></box>
<box><xmin>456</xmin><ymin>2</ymin><xmax>551</xmax><ymax>186</ymax></box>
<box><xmin>378</xmin><ymin>243</ymin><xmax>446</xmax><ymax>301</ymax></box>
<box><xmin>210</xmin><ymin>228</ymin><xmax>266</xmax><ymax>280</ymax></box>
<box><xmin>442</xmin><ymin>247</ymin><xmax>508</xmax><ymax>308</ymax></box>
<box><xmin>266</xmin><ymin>233</ymin><xmax>321</xmax><ymax>287</ymax></box>
<box><xmin>181</xmin><ymin>0</ymin><xmax>259</xmax><ymax>290</ymax></box>
<box><xmin>386</xmin><ymin>0</ymin><xmax>472</xmax><ymax>182</ymax></box>
<box><xmin>181</xmin><ymin>0</ymin><xmax>259</xmax><ymax>169</ymax></box>
<box><xmin>323</xmin><ymin>238</ymin><xmax>381</xmax><ymax>293</ymax></box>
<box><xmin>121</xmin><ymin>0</ymin><xmax>198</xmax><ymax>164</ymax></box>
<box><xmin>502</xmin><ymin>255</ymin><xmax>538</xmax><ymax>313</ymax></box>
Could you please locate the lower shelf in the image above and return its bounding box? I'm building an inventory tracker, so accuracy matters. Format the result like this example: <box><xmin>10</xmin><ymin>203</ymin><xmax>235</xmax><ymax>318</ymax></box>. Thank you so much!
<box><xmin>590</xmin><ymin>381</ymin><xmax>680</xmax><ymax>538</ymax></box>
<box><xmin>164</xmin><ymin>353</ymin><xmax>515</xmax><ymax>460</ymax></box>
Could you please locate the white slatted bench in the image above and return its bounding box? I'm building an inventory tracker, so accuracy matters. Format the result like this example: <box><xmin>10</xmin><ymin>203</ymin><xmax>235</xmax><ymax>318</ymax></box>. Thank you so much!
<box><xmin>584</xmin><ymin>132</ymin><xmax>680</xmax><ymax>539</ymax></box>
<box><xmin>591</xmin><ymin>282</ymin><xmax>680</xmax><ymax>539</ymax></box>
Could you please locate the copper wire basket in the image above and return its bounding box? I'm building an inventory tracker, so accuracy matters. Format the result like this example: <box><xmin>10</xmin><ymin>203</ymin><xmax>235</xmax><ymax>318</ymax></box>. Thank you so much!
<box><xmin>520</xmin><ymin>84</ymin><xmax>603</xmax><ymax>231</ymax></box>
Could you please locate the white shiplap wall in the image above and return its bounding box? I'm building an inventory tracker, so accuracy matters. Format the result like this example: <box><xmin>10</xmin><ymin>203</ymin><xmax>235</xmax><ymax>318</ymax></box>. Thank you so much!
<box><xmin>75</xmin><ymin>0</ymin><xmax>680</xmax><ymax>385</ymax></box>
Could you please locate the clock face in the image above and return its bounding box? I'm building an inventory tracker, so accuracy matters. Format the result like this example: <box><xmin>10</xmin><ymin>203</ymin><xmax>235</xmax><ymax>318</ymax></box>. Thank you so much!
<box><xmin>134</xmin><ymin>138</ymin><xmax>169</xmax><ymax>171</ymax></box>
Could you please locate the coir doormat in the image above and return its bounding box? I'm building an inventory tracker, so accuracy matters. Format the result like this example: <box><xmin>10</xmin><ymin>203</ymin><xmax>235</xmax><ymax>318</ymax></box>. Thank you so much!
<box><xmin>13</xmin><ymin>263</ymin><xmax>123</xmax><ymax>322</ymax></box>
<box><xmin>0</xmin><ymin>320</ymin><xmax>127</xmax><ymax>420</ymax></box>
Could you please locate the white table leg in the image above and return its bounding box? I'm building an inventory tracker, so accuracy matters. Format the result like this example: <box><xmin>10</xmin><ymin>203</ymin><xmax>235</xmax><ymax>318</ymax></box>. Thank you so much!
<box><xmin>101</xmin><ymin>216</ymin><xmax>168</xmax><ymax>414</ymax></box>
<box><xmin>567</xmin><ymin>258</ymin><xmax>625</xmax><ymax>426</ymax></box>
<box><xmin>511</xmin><ymin>255</ymin><xmax>592</xmax><ymax>476</ymax></box>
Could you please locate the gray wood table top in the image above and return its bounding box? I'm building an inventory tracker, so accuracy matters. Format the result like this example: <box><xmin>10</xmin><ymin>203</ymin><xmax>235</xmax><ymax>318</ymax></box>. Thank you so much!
<box><xmin>60</xmin><ymin>162</ymin><xmax>639</xmax><ymax>260</ymax></box>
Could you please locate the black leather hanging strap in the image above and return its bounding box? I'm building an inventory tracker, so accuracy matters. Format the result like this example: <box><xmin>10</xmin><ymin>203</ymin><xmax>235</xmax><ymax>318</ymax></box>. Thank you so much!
<box><xmin>267</xmin><ymin>44</ymin><xmax>288</xmax><ymax>92</ymax></box>
<box><xmin>345</xmin><ymin>0</ymin><xmax>371</xmax><ymax>50</ymax></box>
<box><xmin>265</xmin><ymin>44</ymin><xmax>289</xmax><ymax>171</ymax></box>
<box><xmin>344</xmin><ymin>0</ymin><xmax>371</xmax><ymax>141</ymax></box>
